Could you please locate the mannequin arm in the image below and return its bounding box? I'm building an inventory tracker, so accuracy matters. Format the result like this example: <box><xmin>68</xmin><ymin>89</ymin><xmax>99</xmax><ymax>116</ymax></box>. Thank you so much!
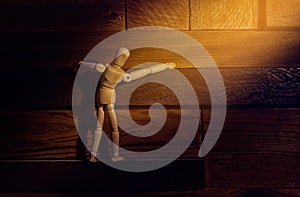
<box><xmin>122</xmin><ymin>62</ymin><xmax>176</xmax><ymax>83</ymax></box>
<box><xmin>78</xmin><ymin>61</ymin><xmax>106</xmax><ymax>73</ymax></box>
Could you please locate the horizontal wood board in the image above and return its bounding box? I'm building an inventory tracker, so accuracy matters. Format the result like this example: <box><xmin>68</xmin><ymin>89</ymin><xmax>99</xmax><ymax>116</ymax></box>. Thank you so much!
<box><xmin>0</xmin><ymin>0</ymin><xmax>125</xmax><ymax>32</ymax></box>
<box><xmin>0</xmin><ymin>109</ymin><xmax>201</xmax><ymax>159</ymax></box>
<box><xmin>0</xmin><ymin>31</ymin><xmax>298</xmax><ymax>70</ymax></box>
<box><xmin>1</xmin><ymin>188</ymin><xmax>300</xmax><ymax>197</ymax></box>
<box><xmin>0</xmin><ymin>67</ymin><xmax>299</xmax><ymax>108</ymax></box>
<box><xmin>0</xmin><ymin>107</ymin><xmax>299</xmax><ymax>188</ymax></box>
<box><xmin>0</xmin><ymin>160</ymin><xmax>204</xmax><ymax>192</ymax></box>
<box><xmin>203</xmin><ymin>108</ymin><xmax>300</xmax><ymax>187</ymax></box>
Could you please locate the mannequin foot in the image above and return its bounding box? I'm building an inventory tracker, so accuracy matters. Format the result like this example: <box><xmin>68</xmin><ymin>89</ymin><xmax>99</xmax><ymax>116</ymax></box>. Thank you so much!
<box><xmin>90</xmin><ymin>155</ymin><xmax>97</xmax><ymax>162</ymax></box>
<box><xmin>111</xmin><ymin>156</ymin><xmax>124</xmax><ymax>162</ymax></box>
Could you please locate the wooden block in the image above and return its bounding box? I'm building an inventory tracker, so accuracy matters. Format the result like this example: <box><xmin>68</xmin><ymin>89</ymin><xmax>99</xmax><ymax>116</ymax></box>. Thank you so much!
<box><xmin>1</xmin><ymin>188</ymin><xmax>300</xmax><ymax>196</ymax></box>
<box><xmin>267</xmin><ymin>0</ymin><xmax>300</xmax><ymax>27</ymax></box>
<box><xmin>191</xmin><ymin>0</ymin><xmax>258</xmax><ymax>29</ymax></box>
<box><xmin>127</xmin><ymin>0</ymin><xmax>189</xmax><ymax>30</ymax></box>
<box><xmin>203</xmin><ymin>108</ymin><xmax>300</xmax><ymax>187</ymax></box>
<box><xmin>0</xmin><ymin>159</ymin><xmax>204</xmax><ymax>192</ymax></box>
<box><xmin>0</xmin><ymin>0</ymin><xmax>125</xmax><ymax>32</ymax></box>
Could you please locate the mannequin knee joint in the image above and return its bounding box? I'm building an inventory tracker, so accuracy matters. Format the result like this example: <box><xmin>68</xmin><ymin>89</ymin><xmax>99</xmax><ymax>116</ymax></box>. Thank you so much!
<box><xmin>107</xmin><ymin>104</ymin><xmax>114</xmax><ymax>111</ymax></box>
<box><xmin>95</xmin><ymin>127</ymin><xmax>102</xmax><ymax>133</ymax></box>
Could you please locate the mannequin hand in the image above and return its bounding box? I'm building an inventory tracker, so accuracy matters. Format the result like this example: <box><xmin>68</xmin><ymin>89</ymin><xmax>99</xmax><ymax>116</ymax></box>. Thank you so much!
<box><xmin>165</xmin><ymin>62</ymin><xmax>176</xmax><ymax>69</ymax></box>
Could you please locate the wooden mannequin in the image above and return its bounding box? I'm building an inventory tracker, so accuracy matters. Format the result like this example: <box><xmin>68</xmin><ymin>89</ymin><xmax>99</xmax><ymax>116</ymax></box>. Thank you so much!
<box><xmin>79</xmin><ymin>47</ymin><xmax>175</xmax><ymax>162</ymax></box>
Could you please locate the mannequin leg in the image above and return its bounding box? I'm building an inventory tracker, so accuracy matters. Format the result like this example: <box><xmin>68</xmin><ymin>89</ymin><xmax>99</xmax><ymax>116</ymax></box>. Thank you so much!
<box><xmin>90</xmin><ymin>106</ymin><xmax>104</xmax><ymax>162</ymax></box>
<box><xmin>107</xmin><ymin>104</ymin><xmax>124</xmax><ymax>162</ymax></box>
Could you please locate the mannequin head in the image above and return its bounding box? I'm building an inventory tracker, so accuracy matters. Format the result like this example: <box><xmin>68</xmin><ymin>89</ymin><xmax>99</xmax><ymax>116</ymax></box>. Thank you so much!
<box><xmin>112</xmin><ymin>47</ymin><xmax>130</xmax><ymax>67</ymax></box>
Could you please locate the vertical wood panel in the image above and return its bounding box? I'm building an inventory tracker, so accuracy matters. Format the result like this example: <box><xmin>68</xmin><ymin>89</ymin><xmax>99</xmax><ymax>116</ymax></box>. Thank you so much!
<box><xmin>191</xmin><ymin>0</ymin><xmax>258</xmax><ymax>29</ymax></box>
<box><xmin>267</xmin><ymin>0</ymin><xmax>300</xmax><ymax>27</ymax></box>
<box><xmin>0</xmin><ymin>0</ymin><xmax>125</xmax><ymax>32</ymax></box>
<box><xmin>127</xmin><ymin>0</ymin><xmax>189</xmax><ymax>30</ymax></box>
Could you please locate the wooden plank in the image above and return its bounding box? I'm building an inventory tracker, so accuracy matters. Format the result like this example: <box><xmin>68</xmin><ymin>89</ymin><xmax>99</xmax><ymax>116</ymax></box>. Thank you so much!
<box><xmin>206</xmin><ymin>152</ymin><xmax>300</xmax><ymax>187</ymax></box>
<box><xmin>190</xmin><ymin>0</ymin><xmax>258</xmax><ymax>30</ymax></box>
<box><xmin>0</xmin><ymin>0</ymin><xmax>125</xmax><ymax>32</ymax></box>
<box><xmin>0</xmin><ymin>66</ymin><xmax>299</xmax><ymax>108</ymax></box>
<box><xmin>118</xmin><ymin>67</ymin><xmax>300</xmax><ymax>107</ymax></box>
<box><xmin>0</xmin><ymin>160</ymin><xmax>204</xmax><ymax>192</ymax></box>
<box><xmin>0</xmin><ymin>107</ymin><xmax>299</xmax><ymax>188</ymax></box>
<box><xmin>125</xmin><ymin>30</ymin><xmax>300</xmax><ymax>68</ymax></box>
<box><xmin>1</xmin><ymin>108</ymin><xmax>298</xmax><ymax>158</ymax></box>
<box><xmin>1</xmin><ymin>188</ymin><xmax>300</xmax><ymax>196</ymax></box>
<box><xmin>0</xmin><ymin>31</ymin><xmax>298</xmax><ymax>108</ymax></box>
<box><xmin>203</xmin><ymin>108</ymin><xmax>300</xmax><ymax>187</ymax></box>
<box><xmin>0</xmin><ymin>109</ymin><xmax>201</xmax><ymax>159</ymax></box>
<box><xmin>0</xmin><ymin>110</ymin><xmax>78</xmax><ymax>159</ymax></box>
<box><xmin>203</xmin><ymin>108</ymin><xmax>300</xmax><ymax>153</ymax></box>
<box><xmin>0</xmin><ymin>32</ymin><xmax>113</xmax><ymax>70</ymax></box>
<box><xmin>267</xmin><ymin>0</ymin><xmax>300</xmax><ymax>28</ymax></box>
<box><xmin>127</xmin><ymin>0</ymin><xmax>189</xmax><ymax>30</ymax></box>
<box><xmin>0</xmin><ymin>31</ymin><xmax>298</xmax><ymax>70</ymax></box>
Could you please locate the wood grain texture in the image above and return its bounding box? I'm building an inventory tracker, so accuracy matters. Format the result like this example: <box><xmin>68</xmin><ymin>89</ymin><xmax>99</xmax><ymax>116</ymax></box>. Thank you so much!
<box><xmin>1</xmin><ymin>31</ymin><xmax>298</xmax><ymax>70</ymax></box>
<box><xmin>0</xmin><ymin>32</ymin><xmax>113</xmax><ymax>70</ymax></box>
<box><xmin>0</xmin><ymin>109</ymin><xmax>201</xmax><ymax>159</ymax></box>
<box><xmin>203</xmin><ymin>108</ymin><xmax>300</xmax><ymax>187</ymax></box>
<box><xmin>1</xmin><ymin>188</ymin><xmax>300</xmax><ymax>196</ymax></box>
<box><xmin>0</xmin><ymin>110</ymin><xmax>77</xmax><ymax>159</ymax></box>
<box><xmin>0</xmin><ymin>107</ymin><xmax>299</xmax><ymax>188</ymax></box>
<box><xmin>1</xmin><ymin>67</ymin><xmax>299</xmax><ymax>108</ymax></box>
<box><xmin>0</xmin><ymin>0</ymin><xmax>125</xmax><ymax>32</ymax></box>
<box><xmin>127</xmin><ymin>0</ymin><xmax>189</xmax><ymax>30</ymax></box>
<box><xmin>118</xmin><ymin>67</ymin><xmax>300</xmax><ymax>107</ymax></box>
<box><xmin>0</xmin><ymin>160</ymin><xmax>204</xmax><ymax>192</ymax></box>
<box><xmin>126</xmin><ymin>30</ymin><xmax>300</xmax><ymax>68</ymax></box>
<box><xmin>0</xmin><ymin>30</ymin><xmax>299</xmax><ymax>108</ymax></box>
<box><xmin>206</xmin><ymin>152</ymin><xmax>300</xmax><ymax>187</ymax></box>
<box><xmin>191</xmin><ymin>0</ymin><xmax>258</xmax><ymax>30</ymax></box>
<box><xmin>267</xmin><ymin>0</ymin><xmax>300</xmax><ymax>27</ymax></box>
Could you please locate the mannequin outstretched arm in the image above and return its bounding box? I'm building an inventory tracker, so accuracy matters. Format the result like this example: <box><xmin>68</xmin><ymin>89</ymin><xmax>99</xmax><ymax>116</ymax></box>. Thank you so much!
<box><xmin>122</xmin><ymin>62</ymin><xmax>176</xmax><ymax>83</ymax></box>
<box><xmin>77</xmin><ymin>61</ymin><xmax>106</xmax><ymax>73</ymax></box>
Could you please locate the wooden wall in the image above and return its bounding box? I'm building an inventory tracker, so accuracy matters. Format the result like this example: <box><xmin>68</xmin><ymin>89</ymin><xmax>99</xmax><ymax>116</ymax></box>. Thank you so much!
<box><xmin>0</xmin><ymin>0</ymin><xmax>299</xmax><ymax>195</ymax></box>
